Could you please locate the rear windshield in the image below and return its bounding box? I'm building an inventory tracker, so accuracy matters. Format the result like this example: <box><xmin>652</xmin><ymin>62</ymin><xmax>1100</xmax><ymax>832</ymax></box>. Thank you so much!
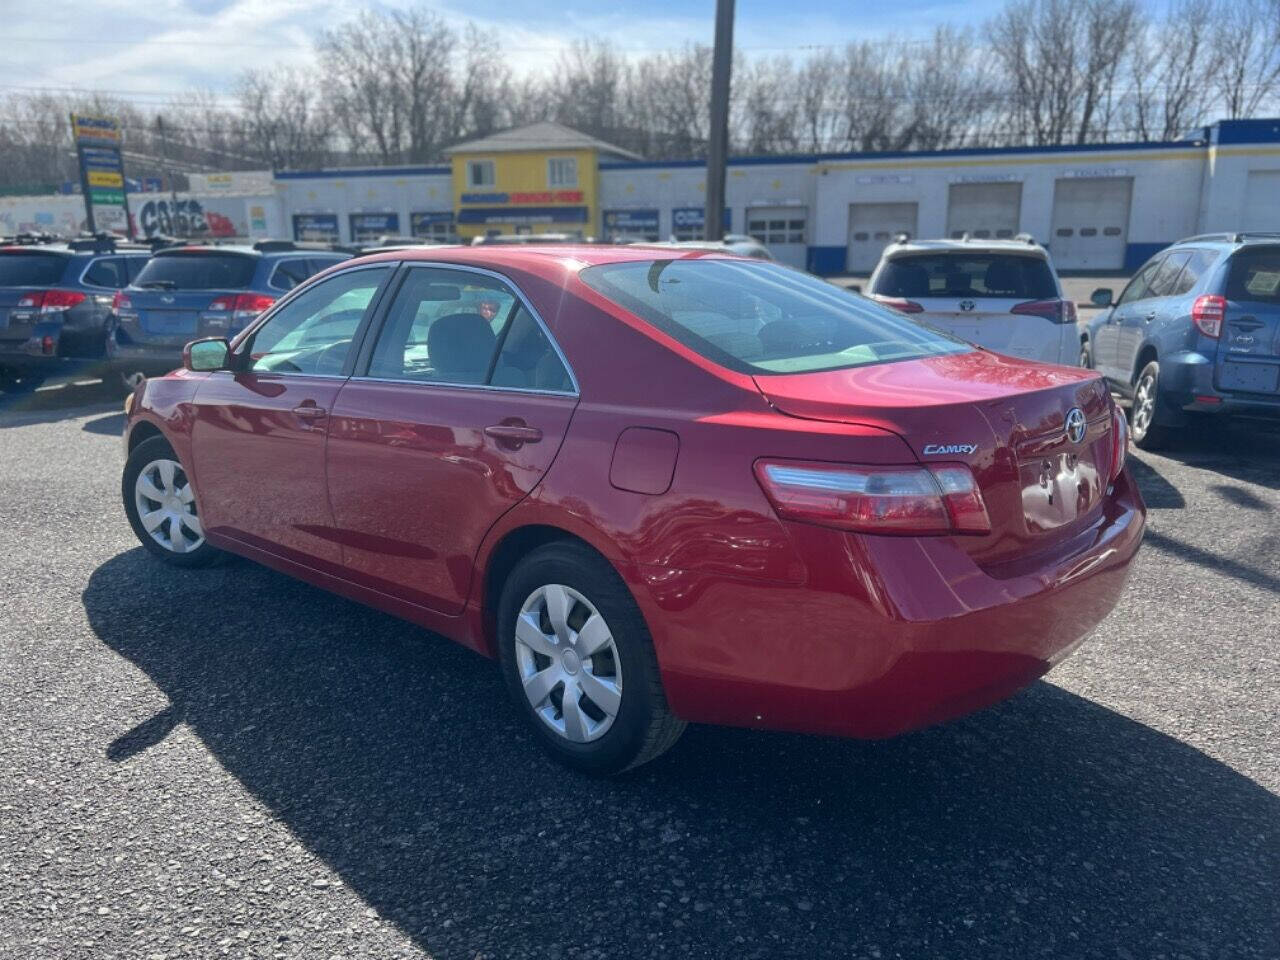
<box><xmin>872</xmin><ymin>253</ymin><xmax>1058</xmax><ymax>300</ymax></box>
<box><xmin>0</xmin><ymin>252</ymin><xmax>68</xmax><ymax>286</ymax></box>
<box><xmin>579</xmin><ymin>258</ymin><xmax>969</xmax><ymax>375</ymax></box>
<box><xmin>133</xmin><ymin>252</ymin><xmax>257</xmax><ymax>290</ymax></box>
<box><xmin>1226</xmin><ymin>248</ymin><xmax>1280</xmax><ymax>305</ymax></box>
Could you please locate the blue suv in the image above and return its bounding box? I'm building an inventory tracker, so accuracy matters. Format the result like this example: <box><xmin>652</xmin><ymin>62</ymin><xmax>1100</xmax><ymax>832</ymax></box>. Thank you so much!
<box><xmin>0</xmin><ymin>235</ymin><xmax>152</xmax><ymax>393</ymax></box>
<box><xmin>1085</xmin><ymin>233</ymin><xmax>1280</xmax><ymax>448</ymax></box>
<box><xmin>108</xmin><ymin>240</ymin><xmax>349</xmax><ymax>391</ymax></box>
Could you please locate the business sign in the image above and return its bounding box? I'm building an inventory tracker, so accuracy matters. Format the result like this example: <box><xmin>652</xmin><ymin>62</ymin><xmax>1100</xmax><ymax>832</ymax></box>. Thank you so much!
<box><xmin>133</xmin><ymin>197</ymin><xmax>242</xmax><ymax>239</ymax></box>
<box><xmin>603</xmin><ymin>209</ymin><xmax>659</xmax><ymax>239</ymax></box>
<box><xmin>456</xmin><ymin>206</ymin><xmax>590</xmax><ymax>225</ymax></box>
<box><xmin>856</xmin><ymin>174</ymin><xmax>914</xmax><ymax>185</ymax></box>
<box><xmin>292</xmin><ymin>213</ymin><xmax>340</xmax><ymax>242</ymax></box>
<box><xmin>460</xmin><ymin>190</ymin><xmax>584</xmax><ymax>205</ymax></box>
<box><xmin>350</xmin><ymin>212</ymin><xmax>400</xmax><ymax>242</ymax></box>
<box><xmin>1062</xmin><ymin>167</ymin><xmax>1130</xmax><ymax>179</ymax></box>
<box><xmin>948</xmin><ymin>173</ymin><xmax>1021</xmax><ymax>184</ymax></box>
<box><xmin>672</xmin><ymin>207</ymin><xmax>732</xmax><ymax>233</ymax></box>
<box><xmin>71</xmin><ymin>113</ymin><xmax>131</xmax><ymax>235</ymax></box>
<box><xmin>411</xmin><ymin>211</ymin><xmax>454</xmax><ymax>237</ymax></box>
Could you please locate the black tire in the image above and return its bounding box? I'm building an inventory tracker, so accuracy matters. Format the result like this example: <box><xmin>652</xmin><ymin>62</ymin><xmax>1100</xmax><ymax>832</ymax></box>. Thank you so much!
<box><xmin>1129</xmin><ymin>360</ymin><xmax>1171</xmax><ymax>450</ymax></box>
<box><xmin>122</xmin><ymin>435</ymin><xmax>224</xmax><ymax>567</ymax></box>
<box><xmin>1079</xmin><ymin>339</ymin><xmax>1092</xmax><ymax>369</ymax></box>
<box><xmin>497</xmin><ymin>541</ymin><xmax>685</xmax><ymax>775</ymax></box>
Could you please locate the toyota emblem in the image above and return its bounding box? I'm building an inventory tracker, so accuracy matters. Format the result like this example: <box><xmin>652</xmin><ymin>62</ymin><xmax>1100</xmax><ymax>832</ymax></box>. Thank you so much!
<box><xmin>959</xmin><ymin>299</ymin><xmax>975</xmax><ymax>312</ymax></box>
<box><xmin>1064</xmin><ymin>407</ymin><xmax>1087</xmax><ymax>444</ymax></box>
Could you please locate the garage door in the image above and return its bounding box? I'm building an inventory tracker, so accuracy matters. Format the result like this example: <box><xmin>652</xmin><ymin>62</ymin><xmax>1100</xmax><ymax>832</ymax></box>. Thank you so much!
<box><xmin>946</xmin><ymin>182</ymin><xmax>1022</xmax><ymax>239</ymax></box>
<box><xmin>746</xmin><ymin>206</ymin><xmax>808</xmax><ymax>269</ymax></box>
<box><xmin>1243</xmin><ymin>170</ymin><xmax>1280</xmax><ymax>232</ymax></box>
<box><xmin>1049</xmin><ymin>177</ymin><xmax>1133</xmax><ymax>270</ymax></box>
<box><xmin>846</xmin><ymin>202</ymin><xmax>918</xmax><ymax>274</ymax></box>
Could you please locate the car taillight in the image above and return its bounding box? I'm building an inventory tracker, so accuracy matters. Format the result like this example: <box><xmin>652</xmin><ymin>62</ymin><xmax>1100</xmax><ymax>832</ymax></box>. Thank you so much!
<box><xmin>14</xmin><ymin>289</ymin><xmax>87</xmax><ymax>312</ymax></box>
<box><xmin>1011</xmin><ymin>299</ymin><xmax>1071</xmax><ymax>323</ymax></box>
<box><xmin>210</xmin><ymin>293</ymin><xmax>275</xmax><ymax>323</ymax></box>
<box><xmin>1191</xmin><ymin>294</ymin><xmax>1225</xmax><ymax>338</ymax></box>
<box><xmin>872</xmin><ymin>295</ymin><xmax>924</xmax><ymax>314</ymax></box>
<box><xmin>1110</xmin><ymin>404</ymin><xmax>1128</xmax><ymax>482</ymax></box>
<box><xmin>754</xmin><ymin>459</ymin><xmax>990</xmax><ymax>535</ymax></box>
<box><xmin>112</xmin><ymin>291</ymin><xmax>132</xmax><ymax>311</ymax></box>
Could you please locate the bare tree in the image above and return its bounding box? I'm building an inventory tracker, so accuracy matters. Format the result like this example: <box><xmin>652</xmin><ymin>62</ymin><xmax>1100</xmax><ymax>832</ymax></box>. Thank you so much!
<box><xmin>1209</xmin><ymin>0</ymin><xmax>1280</xmax><ymax>118</ymax></box>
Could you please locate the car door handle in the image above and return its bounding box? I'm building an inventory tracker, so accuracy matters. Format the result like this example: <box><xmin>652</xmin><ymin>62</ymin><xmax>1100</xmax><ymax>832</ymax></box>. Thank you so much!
<box><xmin>484</xmin><ymin>423</ymin><xmax>543</xmax><ymax>445</ymax></box>
<box><xmin>292</xmin><ymin>404</ymin><xmax>327</xmax><ymax>419</ymax></box>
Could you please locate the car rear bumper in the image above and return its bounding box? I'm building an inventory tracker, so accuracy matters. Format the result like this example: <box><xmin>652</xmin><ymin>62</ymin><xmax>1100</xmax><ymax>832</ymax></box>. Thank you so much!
<box><xmin>637</xmin><ymin>469</ymin><xmax>1145</xmax><ymax>739</ymax></box>
<box><xmin>1160</xmin><ymin>351</ymin><xmax>1280</xmax><ymax>418</ymax></box>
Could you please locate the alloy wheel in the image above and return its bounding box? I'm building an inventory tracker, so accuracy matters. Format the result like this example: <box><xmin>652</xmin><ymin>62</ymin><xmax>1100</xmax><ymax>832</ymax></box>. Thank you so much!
<box><xmin>133</xmin><ymin>458</ymin><xmax>204</xmax><ymax>554</ymax></box>
<box><xmin>1133</xmin><ymin>373</ymin><xmax>1157</xmax><ymax>435</ymax></box>
<box><xmin>514</xmin><ymin>583</ymin><xmax>623</xmax><ymax>743</ymax></box>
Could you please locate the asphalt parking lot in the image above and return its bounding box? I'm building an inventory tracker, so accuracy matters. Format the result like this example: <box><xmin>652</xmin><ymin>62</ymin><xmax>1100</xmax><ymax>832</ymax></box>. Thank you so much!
<box><xmin>1</xmin><ymin>380</ymin><xmax>1277</xmax><ymax>960</ymax></box>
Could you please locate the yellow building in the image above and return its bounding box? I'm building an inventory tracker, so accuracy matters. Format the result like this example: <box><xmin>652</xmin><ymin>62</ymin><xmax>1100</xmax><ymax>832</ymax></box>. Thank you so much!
<box><xmin>445</xmin><ymin>121</ymin><xmax>641</xmax><ymax>242</ymax></box>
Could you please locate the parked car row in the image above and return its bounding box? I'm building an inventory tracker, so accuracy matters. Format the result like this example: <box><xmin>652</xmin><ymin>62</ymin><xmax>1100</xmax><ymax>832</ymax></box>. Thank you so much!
<box><xmin>0</xmin><ymin>236</ymin><xmax>349</xmax><ymax>394</ymax></box>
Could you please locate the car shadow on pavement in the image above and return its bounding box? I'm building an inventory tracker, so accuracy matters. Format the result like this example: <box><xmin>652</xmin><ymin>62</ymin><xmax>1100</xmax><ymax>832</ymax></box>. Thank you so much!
<box><xmin>0</xmin><ymin>379</ymin><xmax>119</xmax><ymax>428</ymax></box>
<box><xmin>83</xmin><ymin>550</ymin><xmax>1279</xmax><ymax>960</ymax></box>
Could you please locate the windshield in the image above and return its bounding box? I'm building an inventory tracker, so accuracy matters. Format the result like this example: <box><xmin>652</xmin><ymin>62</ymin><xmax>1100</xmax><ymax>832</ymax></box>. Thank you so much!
<box><xmin>134</xmin><ymin>252</ymin><xmax>256</xmax><ymax>290</ymax></box>
<box><xmin>0</xmin><ymin>253</ymin><xmax>67</xmax><ymax>286</ymax></box>
<box><xmin>872</xmin><ymin>253</ymin><xmax>1058</xmax><ymax>300</ymax></box>
<box><xmin>579</xmin><ymin>258</ymin><xmax>969</xmax><ymax>375</ymax></box>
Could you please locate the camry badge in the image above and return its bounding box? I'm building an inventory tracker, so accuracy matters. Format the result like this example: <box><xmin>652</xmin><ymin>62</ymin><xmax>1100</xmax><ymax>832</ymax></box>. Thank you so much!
<box><xmin>1065</xmin><ymin>407</ymin><xmax>1087</xmax><ymax>444</ymax></box>
<box><xmin>922</xmin><ymin>443</ymin><xmax>977</xmax><ymax>455</ymax></box>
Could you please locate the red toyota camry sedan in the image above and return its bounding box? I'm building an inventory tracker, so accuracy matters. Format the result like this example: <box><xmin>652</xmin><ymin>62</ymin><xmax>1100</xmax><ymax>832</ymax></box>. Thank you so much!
<box><xmin>120</xmin><ymin>245</ymin><xmax>1144</xmax><ymax>774</ymax></box>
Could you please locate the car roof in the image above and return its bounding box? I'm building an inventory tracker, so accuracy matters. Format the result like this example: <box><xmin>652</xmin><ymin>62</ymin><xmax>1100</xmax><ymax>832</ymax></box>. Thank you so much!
<box><xmin>1169</xmin><ymin>232</ymin><xmax>1280</xmax><ymax>250</ymax></box>
<box><xmin>883</xmin><ymin>238</ymin><xmax>1049</xmax><ymax>258</ymax></box>
<box><xmin>345</xmin><ymin>243</ymin><xmax>742</xmax><ymax>273</ymax></box>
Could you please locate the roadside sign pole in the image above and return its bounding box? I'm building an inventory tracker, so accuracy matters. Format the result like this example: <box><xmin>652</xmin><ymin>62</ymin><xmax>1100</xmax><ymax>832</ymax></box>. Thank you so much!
<box><xmin>705</xmin><ymin>0</ymin><xmax>735</xmax><ymax>243</ymax></box>
<box><xmin>71</xmin><ymin>114</ymin><xmax>97</xmax><ymax>235</ymax></box>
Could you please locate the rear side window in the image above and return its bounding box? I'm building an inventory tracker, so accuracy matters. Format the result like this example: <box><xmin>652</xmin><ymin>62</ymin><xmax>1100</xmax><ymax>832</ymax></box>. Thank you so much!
<box><xmin>1226</xmin><ymin>248</ymin><xmax>1280</xmax><ymax>305</ymax></box>
<box><xmin>134</xmin><ymin>252</ymin><xmax>257</xmax><ymax>290</ymax></box>
<box><xmin>1146</xmin><ymin>252</ymin><xmax>1191</xmax><ymax>299</ymax></box>
<box><xmin>581</xmin><ymin>258</ymin><xmax>969</xmax><ymax>375</ymax></box>
<box><xmin>83</xmin><ymin>257</ymin><xmax>128</xmax><ymax>288</ymax></box>
<box><xmin>0</xmin><ymin>253</ymin><xmax>67</xmax><ymax>286</ymax></box>
<box><xmin>1171</xmin><ymin>249</ymin><xmax>1219</xmax><ymax>296</ymax></box>
<box><xmin>269</xmin><ymin>258</ymin><xmax>314</xmax><ymax>291</ymax></box>
<box><xmin>872</xmin><ymin>254</ymin><xmax>1057</xmax><ymax>300</ymax></box>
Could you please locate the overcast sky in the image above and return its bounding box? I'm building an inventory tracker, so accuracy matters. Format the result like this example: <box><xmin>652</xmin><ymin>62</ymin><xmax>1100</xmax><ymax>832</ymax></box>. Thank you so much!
<box><xmin>2</xmin><ymin>0</ymin><xmax>1015</xmax><ymax>107</ymax></box>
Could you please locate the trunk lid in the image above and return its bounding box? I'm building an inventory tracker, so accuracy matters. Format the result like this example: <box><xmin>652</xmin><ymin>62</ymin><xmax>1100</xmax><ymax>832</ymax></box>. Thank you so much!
<box><xmin>911</xmin><ymin>296</ymin><xmax>1062</xmax><ymax>363</ymax></box>
<box><xmin>0</xmin><ymin>251</ymin><xmax>71</xmax><ymax>341</ymax></box>
<box><xmin>122</xmin><ymin>249</ymin><xmax>262</xmax><ymax>348</ymax></box>
<box><xmin>1214</xmin><ymin>246</ymin><xmax>1280</xmax><ymax>396</ymax></box>
<box><xmin>754</xmin><ymin>349</ymin><xmax>1115</xmax><ymax>565</ymax></box>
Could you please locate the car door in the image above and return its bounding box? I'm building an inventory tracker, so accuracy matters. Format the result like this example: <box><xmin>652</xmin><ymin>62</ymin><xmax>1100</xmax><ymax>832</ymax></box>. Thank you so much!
<box><xmin>324</xmin><ymin>264</ymin><xmax>579</xmax><ymax>615</ymax></box>
<box><xmin>1097</xmin><ymin>256</ymin><xmax>1162</xmax><ymax>382</ymax></box>
<box><xmin>1118</xmin><ymin>251</ymin><xmax>1190</xmax><ymax>381</ymax></box>
<box><xmin>189</xmin><ymin>264</ymin><xmax>394</xmax><ymax>567</ymax></box>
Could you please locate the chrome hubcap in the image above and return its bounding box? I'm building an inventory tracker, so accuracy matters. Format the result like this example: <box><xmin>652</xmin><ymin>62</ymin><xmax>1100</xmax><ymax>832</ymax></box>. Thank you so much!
<box><xmin>514</xmin><ymin>584</ymin><xmax>622</xmax><ymax>743</ymax></box>
<box><xmin>1133</xmin><ymin>374</ymin><xmax>1156</xmax><ymax>434</ymax></box>
<box><xmin>134</xmin><ymin>458</ymin><xmax>204</xmax><ymax>554</ymax></box>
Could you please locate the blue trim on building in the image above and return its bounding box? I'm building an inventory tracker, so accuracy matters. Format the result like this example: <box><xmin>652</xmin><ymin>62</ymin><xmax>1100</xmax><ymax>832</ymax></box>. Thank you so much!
<box><xmin>1211</xmin><ymin>118</ymin><xmax>1280</xmax><ymax>145</ymax></box>
<box><xmin>1123</xmin><ymin>242</ymin><xmax>1170</xmax><ymax>271</ymax></box>
<box><xmin>807</xmin><ymin>246</ymin><xmax>846</xmax><ymax>276</ymax></box>
<box><xmin>274</xmin><ymin>165</ymin><xmax>450</xmax><ymax>180</ymax></box>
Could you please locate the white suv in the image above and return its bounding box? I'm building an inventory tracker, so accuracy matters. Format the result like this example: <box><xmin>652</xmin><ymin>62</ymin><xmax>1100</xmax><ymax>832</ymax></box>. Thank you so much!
<box><xmin>866</xmin><ymin>236</ymin><xmax>1077</xmax><ymax>365</ymax></box>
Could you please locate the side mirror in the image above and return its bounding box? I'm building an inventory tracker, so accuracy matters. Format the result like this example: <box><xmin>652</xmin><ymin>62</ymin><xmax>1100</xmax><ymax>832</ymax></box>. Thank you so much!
<box><xmin>1090</xmin><ymin>288</ymin><xmax>1114</xmax><ymax>308</ymax></box>
<box><xmin>184</xmin><ymin>337</ymin><xmax>231</xmax><ymax>372</ymax></box>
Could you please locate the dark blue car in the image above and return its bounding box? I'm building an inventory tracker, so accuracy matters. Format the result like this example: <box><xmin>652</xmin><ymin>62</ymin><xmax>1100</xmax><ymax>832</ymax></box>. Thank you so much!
<box><xmin>109</xmin><ymin>241</ymin><xmax>349</xmax><ymax>391</ymax></box>
<box><xmin>1085</xmin><ymin>233</ymin><xmax>1280</xmax><ymax>448</ymax></box>
<box><xmin>0</xmin><ymin>236</ymin><xmax>152</xmax><ymax>393</ymax></box>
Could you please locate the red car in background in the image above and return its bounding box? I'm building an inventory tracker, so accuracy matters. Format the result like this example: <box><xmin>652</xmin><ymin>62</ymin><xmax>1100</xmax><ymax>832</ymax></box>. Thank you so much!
<box><xmin>120</xmin><ymin>245</ymin><xmax>1144</xmax><ymax>774</ymax></box>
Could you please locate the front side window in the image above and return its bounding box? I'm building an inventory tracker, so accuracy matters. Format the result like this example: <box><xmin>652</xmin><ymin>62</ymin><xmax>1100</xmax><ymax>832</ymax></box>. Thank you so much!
<box><xmin>467</xmin><ymin>160</ymin><xmax>495</xmax><ymax>188</ymax></box>
<box><xmin>1146</xmin><ymin>252</ymin><xmax>1192</xmax><ymax>299</ymax></box>
<box><xmin>1117</xmin><ymin>257</ymin><xmax>1165</xmax><ymax>306</ymax></box>
<box><xmin>367</xmin><ymin>267</ymin><xmax>571</xmax><ymax>390</ymax></box>
<box><xmin>870</xmin><ymin>253</ymin><xmax>1057</xmax><ymax>300</ymax></box>
<box><xmin>582</xmin><ymin>258</ymin><xmax>969</xmax><ymax>376</ymax></box>
<box><xmin>547</xmin><ymin>157</ymin><xmax>578</xmax><ymax>188</ymax></box>
<box><xmin>247</xmin><ymin>266</ymin><xmax>391</xmax><ymax>375</ymax></box>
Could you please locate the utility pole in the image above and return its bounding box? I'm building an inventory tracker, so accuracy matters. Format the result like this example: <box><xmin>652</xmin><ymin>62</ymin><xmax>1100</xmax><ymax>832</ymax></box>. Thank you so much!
<box><xmin>705</xmin><ymin>0</ymin><xmax>734</xmax><ymax>242</ymax></box>
<box><xmin>157</xmin><ymin>115</ymin><xmax>182</xmax><ymax>236</ymax></box>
